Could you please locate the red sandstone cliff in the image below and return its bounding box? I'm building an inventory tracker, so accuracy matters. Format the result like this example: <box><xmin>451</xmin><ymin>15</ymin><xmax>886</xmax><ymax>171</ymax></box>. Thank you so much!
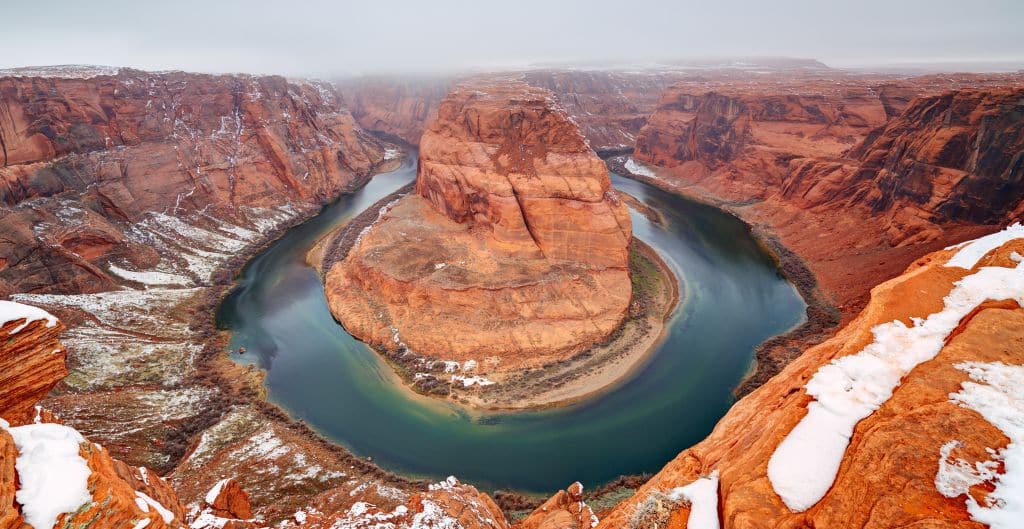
<box><xmin>338</xmin><ymin>76</ymin><xmax>452</xmax><ymax>146</ymax></box>
<box><xmin>631</xmin><ymin>76</ymin><xmax>1023</xmax><ymax>319</ymax></box>
<box><xmin>338</xmin><ymin>70</ymin><xmax>686</xmax><ymax>153</ymax></box>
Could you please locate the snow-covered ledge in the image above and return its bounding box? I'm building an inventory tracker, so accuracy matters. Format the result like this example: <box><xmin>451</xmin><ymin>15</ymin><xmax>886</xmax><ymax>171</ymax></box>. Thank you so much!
<box><xmin>768</xmin><ymin>225</ymin><xmax>1024</xmax><ymax>512</ymax></box>
<box><xmin>0</xmin><ymin>300</ymin><xmax>58</xmax><ymax>335</ymax></box>
<box><xmin>1</xmin><ymin>419</ymin><xmax>92</xmax><ymax>529</ymax></box>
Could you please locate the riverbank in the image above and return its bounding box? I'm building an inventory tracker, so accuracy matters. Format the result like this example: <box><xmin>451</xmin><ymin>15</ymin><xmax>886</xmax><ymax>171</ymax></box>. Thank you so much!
<box><xmin>606</xmin><ymin>156</ymin><xmax>840</xmax><ymax>398</ymax></box>
<box><xmin>313</xmin><ymin>186</ymin><xmax>681</xmax><ymax>411</ymax></box>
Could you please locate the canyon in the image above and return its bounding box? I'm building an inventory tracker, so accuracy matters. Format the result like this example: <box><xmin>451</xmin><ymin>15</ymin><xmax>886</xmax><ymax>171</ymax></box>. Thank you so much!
<box><xmin>2</xmin><ymin>61</ymin><xmax>1024</xmax><ymax>529</ymax></box>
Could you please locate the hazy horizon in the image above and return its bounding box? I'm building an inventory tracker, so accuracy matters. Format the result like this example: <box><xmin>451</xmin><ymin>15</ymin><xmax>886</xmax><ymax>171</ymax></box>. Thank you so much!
<box><xmin>3</xmin><ymin>0</ymin><xmax>1023</xmax><ymax>77</ymax></box>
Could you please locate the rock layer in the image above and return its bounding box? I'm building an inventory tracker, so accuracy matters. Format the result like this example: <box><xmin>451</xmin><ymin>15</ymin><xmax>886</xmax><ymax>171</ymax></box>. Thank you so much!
<box><xmin>326</xmin><ymin>81</ymin><xmax>632</xmax><ymax>369</ymax></box>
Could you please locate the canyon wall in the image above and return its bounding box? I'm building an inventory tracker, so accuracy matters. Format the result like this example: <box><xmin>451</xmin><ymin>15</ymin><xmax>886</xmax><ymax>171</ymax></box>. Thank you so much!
<box><xmin>338</xmin><ymin>75</ymin><xmax>452</xmax><ymax>146</ymax></box>
<box><xmin>0</xmin><ymin>68</ymin><xmax>389</xmax><ymax>296</ymax></box>
<box><xmin>325</xmin><ymin>80</ymin><xmax>632</xmax><ymax>374</ymax></box>
<box><xmin>631</xmin><ymin>74</ymin><xmax>1024</xmax><ymax>318</ymax></box>
<box><xmin>0</xmin><ymin>68</ymin><xmax>429</xmax><ymax>526</ymax></box>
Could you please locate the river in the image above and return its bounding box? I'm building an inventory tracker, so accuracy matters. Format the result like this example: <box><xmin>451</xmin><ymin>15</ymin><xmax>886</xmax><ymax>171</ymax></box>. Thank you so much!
<box><xmin>217</xmin><ymin>155</ymin><xmax>805</xmax><ymax>493</ymax></box>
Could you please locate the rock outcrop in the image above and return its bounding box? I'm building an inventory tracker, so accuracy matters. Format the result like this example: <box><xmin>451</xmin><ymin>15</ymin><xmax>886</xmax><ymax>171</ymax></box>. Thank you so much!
<box><xmin>0</xmin><ymin>303</ymin><xmax>65</xmax><ymax>422</ymax></box>
<box><xmin>517</xmin><ymin>482</ymin><xmax>598</xmax><ymax>529</ymax></box>
<box><xmin>596</xmin><ymin>227</ymin><xmax>1024</xmax><ymax>529</ymax></box>
<box><xmin>0</xmin><ymin>68</ymin><xmax>389</xmax><ymax>296</ymax></box>
<box><xmin>325</xmin><ymin>81</ymin><xmax>632</xmax><ymax>371</ymax></box>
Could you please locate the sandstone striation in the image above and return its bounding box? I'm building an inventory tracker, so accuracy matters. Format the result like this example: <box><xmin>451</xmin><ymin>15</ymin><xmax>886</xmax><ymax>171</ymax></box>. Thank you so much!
<box><xmin>0</xmin><ymin>307</ymin><xmax>65</xmax><ymax>422</ymax></box>
<box><xmin>596</xmin><ymin>229</ymin><xmax>1024</xmax><ymax>529</ymax></box>
<box><xmin>325</xmin><ymin>81</ymin><xmax>632</xmax><ymax>372</ymax></box>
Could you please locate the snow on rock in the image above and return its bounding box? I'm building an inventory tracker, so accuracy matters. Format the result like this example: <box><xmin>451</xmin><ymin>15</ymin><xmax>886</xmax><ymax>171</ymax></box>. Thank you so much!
<box><xmin>3</xmin><ymin>422</ymin><xmax>92</xmax><ymax>529</ymax></box>
<box><xmin>410</xmin><ymin>499</ymin><xmax>462</xmax><ymax>529</ymax></box>
<box><xmin>205</xmin><ymin>478</ymin><xmax>230</xmax><ymax>504</ymax></box>
<box><xmin>768</xmin><ymin>258</ymin><xmax>1024</xmax><ymax>512</ymax></box>
<box><xmin>108</xmin><ymin>263</ymin><xmax>192</xmax><ymax>287</ymax></box>
<box><xmin>384</xmin><ymin>147</ymin><xmax>401</xmax><ymax>160</ymax></box>
<box><xmin>136</xmin><ymin>491</ymin><xmax>175</xmax><ymax>523</ymax></box>
<box><xmin>624</xmin><ymin>157</ymin><xmax>657</xmax><ymax>178</ymax></box>
<box><xmin>451</xmin><ymin>375</ymin><xmax>494</xmax><ymax>388</ymax></box>
<box><xmin>132</xmin><ymin>519</ymin><xmax>152</xmax><ymax>529</ymax></box>
<box><xmin>0</xmin><ymin>300</ymin><xmax>58</xmax><ymax>335</ymax></box>
<box><xmin>665</xmin><ymin>471</ymin><xmax>720</xmax><ymax>529</ymax></box>
<box><xmin>0</xmin><ymin>64</ymin><xmax>120</xmax><ymax>79</ymax></box>
<box><xmin>939</xmin><ymin>361</ymin><xmax>1024</xmax><ymax>529</ymax></box>
<box><xmin>934</xmin><ymin>440</ymin><xmax>999</xmax><ymax>498</ymax></box>
<box><xmin>945</xmin><ymin>223</ymin><xmax>1024</xmax><ymax>269</ymax></box>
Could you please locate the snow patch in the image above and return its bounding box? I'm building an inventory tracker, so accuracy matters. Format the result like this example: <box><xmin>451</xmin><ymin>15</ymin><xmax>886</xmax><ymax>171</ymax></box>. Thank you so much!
<box><xmin>451</xmin><ymin>375</ymin><xmax>494</xmax><ymax>388</ymax></box>
<box><xmin>136</xmin><ymin>491</ymin><xmax>175</xmax><ymax>523</ymax></box>
<box><xmin>934</xmin><ymin>440</ymin><xmax>999</xmax><ymax>498</ymax></box>
<box><xmin>624</xmin><ymin>158</ymin><xmax>657</xmax><ymax>178</ymax></box>
<box><xmin>768</xmin><ymin>258</ymin><xmax>1024</xmax><ymax>512</ymax></box>
<box><xmin>108</xmin><ymin>264</ymin><xmax>192</xmax><ymax>287</ymax></box>
<box><xmin>0</xmin><ymin>300</ymin><xmax>58</xmax><ymax>335</ymax></box>
<box><xmin>665</xmin><ymin>471</ymin><xmax>720</xmax><ymax>529</ymax></box>
<box><xmin>941</xmin><ymin>361</ymin><xmax>1024</xmax><ymax>529</ymax></box>
<box><xmin>945</xmin><ymin>223</ymin><xmax>1024</xmax><ymax>269</ymax></box>
<box><xmin>205</xmin><ymin>478</ymin><xmax>230</xmax><ymax>504</ymax></box>
<box><xmin>3</xmin><ymin>423</ymin><xmax>92</xmax><ymax>529</ymax></box>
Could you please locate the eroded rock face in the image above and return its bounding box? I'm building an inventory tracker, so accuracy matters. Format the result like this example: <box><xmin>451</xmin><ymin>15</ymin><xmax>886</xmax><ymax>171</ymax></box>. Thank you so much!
<box><xmin>339</xmin><ymin>75</ymin><xmax>452</xmax><ymax>146</ymax></box>
<box><xmin>0</xmin><ymin>69</ymin><xmax>388</xmax><ymax>296</ymax></box>
<box><xmin>0</xmin><ymin>303</ymin><xmax>190</xmax><ymax>529</ymax></box>
<box><xmin>516</xmin><ymin>482</ymin><xmax>598</xmax><ymax>529</ymax></box>
<box><xmin>0</xmin><ymin>318</ymin><xmax>66</xmax><ymax>422</ymax></box>
<box><xmin>596</xmin><ymin>233</ymin><xmax>1024</xmax><ymax>529</ymax></box>
<box><xmin>326</xmin><ymin>81</ymin><xmax>632</xmax><ymax>370</ymax></box>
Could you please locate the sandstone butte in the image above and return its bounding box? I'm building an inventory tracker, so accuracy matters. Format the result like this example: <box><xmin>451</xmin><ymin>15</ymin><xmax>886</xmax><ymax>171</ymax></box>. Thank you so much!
<box><xmin>0</xmin><ymin>69</ymin><xmax>390</xmax><ymax>296</ymax></box>
<box><xmin>325</xmin><ymin>80</ymin><xmax>633</xmax><ymax>370</ymax></box>
<box><xmin>0</xmin><ymin>299</ymin><xmax>598</xmax><ymax>529</ymax></box>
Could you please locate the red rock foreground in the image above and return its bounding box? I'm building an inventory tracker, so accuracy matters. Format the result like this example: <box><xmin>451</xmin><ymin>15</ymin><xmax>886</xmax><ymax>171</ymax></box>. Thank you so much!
<box><xmin>325</xmin><ymin>81</ymin><xmax>632</xmax><ymax>372</ymax></box>
<box><xmin>595</xmin><ymin>227</ymin><xmax>1024</xmax><ymax>529</ymax></box>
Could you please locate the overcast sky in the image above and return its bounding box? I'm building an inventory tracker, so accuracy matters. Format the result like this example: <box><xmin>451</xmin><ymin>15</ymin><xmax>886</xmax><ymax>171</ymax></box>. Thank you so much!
<box><xmin>3</xmin><ymin>0</ymin><xmax>1022</xmax><ymax>77</ymax></box>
